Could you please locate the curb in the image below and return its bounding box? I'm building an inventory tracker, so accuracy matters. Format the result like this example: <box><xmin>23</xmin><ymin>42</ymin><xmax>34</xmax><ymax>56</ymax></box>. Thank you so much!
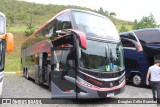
<box><xmin>4</xmin><ymin>72</ymin><xmax>23</xmax><ymax>74</ymax></box>
<box><xmin>16</xmin><ymin>72</ymin><xmax>23</xmax><ymax>74</ymax></box>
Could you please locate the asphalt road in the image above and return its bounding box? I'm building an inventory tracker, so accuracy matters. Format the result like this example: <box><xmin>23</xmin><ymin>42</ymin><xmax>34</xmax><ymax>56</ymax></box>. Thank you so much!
<box><xmin>0</xmin><ymin>74</ymin><xmax>158</xmax><ymax>107</ymax></box>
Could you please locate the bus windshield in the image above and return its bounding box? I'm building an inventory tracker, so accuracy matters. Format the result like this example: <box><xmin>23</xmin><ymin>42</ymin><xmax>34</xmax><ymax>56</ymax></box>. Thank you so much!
<box><xmin>72</xmin><ymin>11</ymin><xmax>120</xmax><ymax>40</ymax></box>
<box><xmin>79</xmin><ymin>40</ymin><xmax>124</xmax><ymax>72</ymax></box>
<box><xmin>0</xmin><ymin>16</ymin><xmax>5</xmax><ymax>35</ymax></box>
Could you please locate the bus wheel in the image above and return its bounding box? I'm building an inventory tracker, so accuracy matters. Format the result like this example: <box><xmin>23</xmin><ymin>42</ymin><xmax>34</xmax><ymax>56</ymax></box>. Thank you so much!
<box><xmin>132</xmin><ymin>74</ymin><xmax>142</xmax><ymax>87</ymax></box>
<box><xmin>25</xmin><ymin>70</ymin><xmax>29</xmax><ymax>80</ymax></box>
<box><xmin>23</xmin><ymin>68</ymin><xmax>25</xmax><ymax>77</ymax></box>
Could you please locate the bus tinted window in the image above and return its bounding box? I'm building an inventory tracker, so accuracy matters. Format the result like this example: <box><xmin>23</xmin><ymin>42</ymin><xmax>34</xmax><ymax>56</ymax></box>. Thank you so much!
<box><xmin>134</xmin><ymin>30</ymin><xmax>160</xmax><ymax>43</ymax></box>
<box><xmin>72</xmin><ymin>11</ymin><xmax>119</xmax><ymax>40</ymax></box>
<box><xmin>121</xmin><ymin>38</ymin><xmax>136</xmax><ymax>48</ymax></box>
<box><xmin>40</xmin><ymin>13</ymin><xmax>72</xmax><ymax>38</ymax></box>
<box><xmin>154</xmin><ymin>55</ymin><xmax>160</xmax><ymax>61</ymax></box>
<box><xmin>40</xmin><ymin>19</ymin><xmax>57</xmax><ymax>38</ymax></box>
<box><xmin>120</xmin><ymin>33</ymin><xmax>137</xmax><ymax>42</ymax></box>
<box><xmin>79</xmin><ymin>40</ymin><xmax>124</xmax><ymax>72</ymax></box>
<box><xmin>53</xmin><ymin>48</ymin><xmax>75</xmax><ymax>72</ymax></box>
<box><xmin>56</xmin><ymin>13</ymin><xmax>72</xmax><ymax>30</ymax></box>
<box><xmin>22</xmin><ymin>13</ymin><xmax>72</xmax><ymax>50</ymax></box>
<box><xmin>0</xmin><ymin>16</ymin><xmax>5</xmax><ymax>34</ymax></box>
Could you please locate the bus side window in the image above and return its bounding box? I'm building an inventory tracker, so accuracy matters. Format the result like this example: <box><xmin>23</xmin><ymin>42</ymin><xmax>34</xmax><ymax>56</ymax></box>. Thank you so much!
<box><xmin>120</xmin><ymin>33</ymin><xmax>137</xmax><ymax>42</ymax></box>
<box><xmin>128</xmin><ymin>33</ymin><xmax>137</xmax><ymax>41</ymax></box>
<box><xmin>45</xmin><ymin>20</ymin><xmax>58</xmax><ymax>38</ymax></box>
<box><xmin>121</xmin><ymin>39</ymin><xmax>136</xmax><ymax>48</ymax></box>
<box><xmin>41</xmin><ymin>13</ymin><xmax>72</xmax><ymax>39</ymax></box>
<box><xmin>56</xmin><ymin>13</ymin><xmax>72</xmax><ymax>31</ymax></box>
<box><xmin>154</xmin><ymin>55</ymin><xmax>160</xmax><ymax>61</ymax></box>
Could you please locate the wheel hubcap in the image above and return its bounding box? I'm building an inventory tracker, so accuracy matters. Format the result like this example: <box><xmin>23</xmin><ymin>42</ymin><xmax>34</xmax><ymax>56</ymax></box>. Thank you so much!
<box><xmin>133</xmin><ymin>75</ymin><xmax>141</xmax><ymax>85</ymax></box>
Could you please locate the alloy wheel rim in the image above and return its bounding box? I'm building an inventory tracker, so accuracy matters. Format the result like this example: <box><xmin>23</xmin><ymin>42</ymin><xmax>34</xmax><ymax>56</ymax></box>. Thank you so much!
<box><xmin>133</xmin><ymin>75</ymin><xmax>141</xmax><ymax>85</ymax></box>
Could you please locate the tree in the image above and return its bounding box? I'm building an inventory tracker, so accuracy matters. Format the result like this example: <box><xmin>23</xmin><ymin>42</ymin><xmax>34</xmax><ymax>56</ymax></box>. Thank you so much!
<box><xmin>132</xmin><ymin>19</ymin><xmax>139</xmax><ymax>30</ymax></box>
<box><xmin>25</xmin><ymin>14</ymin><xmax>36</xmax><ymax>37</ymax></box>
<box><xmin>6</xmin><ymin>13</ymin><xmax>15</xmax><ymax>27</ymax></box>
<box><xmin>109</xmin><ymin>12</ymin><xmax>116</xmax><ymax>18</ymax></box>
<box><xmin>97</xmin><ymin>7</ymin><xmax>117</xmax><ymax>24</ymax></box>
<box><xmin>119</xmin><ymin>25</ymin><xmax>128</xmax><ymax>32</ymax></box>
<box><xmin>104</xmin><ymin>10</ymin><xmax>109</xmax><ymax>17</ymax></box>
<box><xmin>25</xmin><ymin>25</ymin><xmax>36</xmax><ymax>37</ymax></box>
<box><xmin>109</xmin><ymin>12</ymin><xmax>116</xmax><ymax>24</ymax></box>
<box><xmin>132</xmin><ymin>13</ymin><xmax>157</xmax><ymax>30</ymax></box>
<box><xmin>98</xmin><ymin>7</ymin><xmax>105</xmax><ymax>15</ymax></box>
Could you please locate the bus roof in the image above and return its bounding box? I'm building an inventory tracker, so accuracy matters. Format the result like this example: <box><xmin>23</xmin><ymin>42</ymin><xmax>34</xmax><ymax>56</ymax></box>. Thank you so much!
<box><xmin>69</xmin><ymin>9</ymin><xmax>107</xmax><ymax>19</ymax></box>
<box><xmin>0</xmin><ymin>12</ymin><xmax>5</xmax><ymax>18</ymax></box>
<box><xmin>133</xmin><ymin>28</ymin><xmax>160</xmax><ymax>33</ymax></box>
<box><xmin>22</xmin><ymin>9</ymin><xmax>108</xmax><ymax>44</ymax></box>
<box><xmin>120</xmin><ymin>28</ymin><xmax>160</xmax><ymax>34</ymax></box>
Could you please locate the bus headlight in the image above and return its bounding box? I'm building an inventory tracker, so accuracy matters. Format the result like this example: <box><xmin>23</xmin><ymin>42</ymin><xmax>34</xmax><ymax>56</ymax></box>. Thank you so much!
<box><xmin>77</xmin><ymin>76</ymin><xmax>96</xmax><ymax>88</ymax></box>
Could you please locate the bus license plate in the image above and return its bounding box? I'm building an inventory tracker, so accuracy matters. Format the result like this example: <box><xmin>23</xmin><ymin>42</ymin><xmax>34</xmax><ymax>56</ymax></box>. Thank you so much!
<box><xmin>107</xmin><ymin>92</ymin><xmax>114</xmax><ymax>97</ymax></box>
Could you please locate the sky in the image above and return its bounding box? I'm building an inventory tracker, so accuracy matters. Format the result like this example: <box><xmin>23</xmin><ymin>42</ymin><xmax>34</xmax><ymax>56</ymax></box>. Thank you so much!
<box><xmin>23</xmin><ymin>0</ymin><xmax>160</xmax><ymax>24</ymax></box>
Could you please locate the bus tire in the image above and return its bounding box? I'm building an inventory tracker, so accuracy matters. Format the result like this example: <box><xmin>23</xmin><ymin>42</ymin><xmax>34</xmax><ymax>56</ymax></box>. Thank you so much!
<box><xmin>25</xmin><ymin>69</ymin><xmax>30</xmax><ymax>80</ymax></box>
<box><xmin>131</xmin><ymin>74</ymin><xmax>143</xmax><ymax>87</ymax></box>
<box><xmin>23</xmin><ymin>68</ymin><xmax>25</xmax><ymax>77</ymax></box>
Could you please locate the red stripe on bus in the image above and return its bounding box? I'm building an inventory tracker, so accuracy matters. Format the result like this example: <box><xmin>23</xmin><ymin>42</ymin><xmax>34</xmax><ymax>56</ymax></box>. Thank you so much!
<box><xmin>77</xmin><ymin>80</ymin><xmax>125</xmax><ymax>92</ymax></box>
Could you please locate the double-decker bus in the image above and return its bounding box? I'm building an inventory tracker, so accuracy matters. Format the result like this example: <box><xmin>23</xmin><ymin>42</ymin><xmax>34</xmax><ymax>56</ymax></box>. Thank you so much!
<box><xmin>0</xmin><ymin>12</ymin><xmax>14</xmax><ymax>95</ymax></box>
<box><xmin>120</xmin><ymin>28</ymin><xmax>160</xmax><ymax>86</ymax></box>
<box><xmin>21</xmin><ymin>9</ymin><xmax>125</xmax><ymax>98</ymax></box>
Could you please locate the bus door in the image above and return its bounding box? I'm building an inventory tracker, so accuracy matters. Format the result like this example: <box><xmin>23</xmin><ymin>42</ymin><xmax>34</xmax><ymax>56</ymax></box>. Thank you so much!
<box><xmin>38</xmin><ymin>53</ymin><xmax>43</xmax><ymax>83</ymax></box>
<box><xmin>0</xmin><ymin>40</ymin><xmax>5</xmax><ymax>70</ymax></box>
<box><xmin>51</xmin><ymin>47</ymin><xmax>77</xmax><ymax>98</ymax></box>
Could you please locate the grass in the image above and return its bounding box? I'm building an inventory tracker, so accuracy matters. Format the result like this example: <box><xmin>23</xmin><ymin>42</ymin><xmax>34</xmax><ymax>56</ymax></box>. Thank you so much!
<box><xmin>116</xmin><ymin>25</ymin><xmax>133</xmax><ymax>32</ymax></box>
<box><xmin>5</xmin><ymin>56</ymin><xmax>20</xmax><ymax>71</ymax></box>
<box><xmin>7</xmin><ymin>26</ymin><xmax>27</xmax><ymax>33</ymax></box>
<box><xmin>4</xmin><ymin>32</ymin><xmax>27</xmax><ymax>72</ymax></box>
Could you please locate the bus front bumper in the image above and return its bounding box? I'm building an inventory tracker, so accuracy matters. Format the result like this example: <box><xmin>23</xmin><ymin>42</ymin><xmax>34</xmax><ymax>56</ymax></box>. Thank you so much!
<box><xmin>77</xmin><ymin>79</ymin><xmax>125</xmax><ymax>98</ymax></box>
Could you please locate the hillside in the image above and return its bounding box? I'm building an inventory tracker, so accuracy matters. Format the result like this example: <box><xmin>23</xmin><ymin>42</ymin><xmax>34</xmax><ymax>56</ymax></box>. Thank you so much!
<box><xmin>1</xmin><ymin>0</ymin><xmax>97</xmax><ymax>28</ymax></box>
<box><xmin>1</xmin><ymin>0</ymin><xmax>133</xmax><ymax>71</ymax></box>
<box><xmin>1</xmin><ymin>0</ymin><xmax>133</xmax><ymax>31</ymax></box>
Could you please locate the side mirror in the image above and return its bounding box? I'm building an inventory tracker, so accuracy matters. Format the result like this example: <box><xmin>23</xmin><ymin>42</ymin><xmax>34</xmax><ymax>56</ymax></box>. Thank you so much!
<box><xmin>6</xmin><ymin>33</ymin><xmax>14</xmax><ymax>52</ymax></box>
<box><xmin>121</xmin><ymin>37</ymin><xmax>142</xmax><ymax>52</ymax></box>
<box><xmin>128</xmin><ymin>39</ymin><xmax>139</xmax><ymax>51</ymax></box>
<box><xmin>128</xmin><ymin>40</ymin><xmax>142</xmax><ymax>52</ymax></box>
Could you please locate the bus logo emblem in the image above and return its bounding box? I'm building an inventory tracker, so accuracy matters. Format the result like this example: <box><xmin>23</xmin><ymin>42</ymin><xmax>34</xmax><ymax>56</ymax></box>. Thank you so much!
<box><xmin>110</xmin><ymin>82</ymin><xmax>113</xmax><ymax>87</ymax></box>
